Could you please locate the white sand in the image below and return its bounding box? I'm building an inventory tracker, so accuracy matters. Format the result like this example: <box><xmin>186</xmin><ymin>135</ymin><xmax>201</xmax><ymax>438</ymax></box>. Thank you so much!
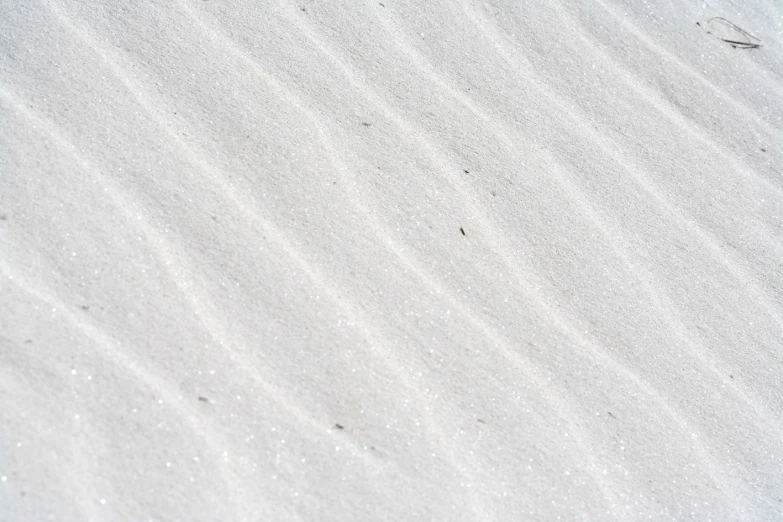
<box><xmin>2</xmin><ymin>0</ymin><xmax>782</xmax><ymax>519</ymax></box>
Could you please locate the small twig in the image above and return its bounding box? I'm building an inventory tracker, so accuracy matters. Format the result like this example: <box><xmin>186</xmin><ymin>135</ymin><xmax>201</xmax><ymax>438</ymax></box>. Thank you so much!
<box><xmin>722</xmin><ymin>39</ymin><xmax>760</xmax><ymax>49</ymax></box>
<box><xmin>707</xmin><ymin>17</ymin><xmax>762</xmax><ymax>49</ymax></box>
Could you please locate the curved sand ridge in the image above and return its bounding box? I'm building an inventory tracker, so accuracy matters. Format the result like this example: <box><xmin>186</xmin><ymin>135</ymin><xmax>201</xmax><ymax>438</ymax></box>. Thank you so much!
<box><xmin>1</xmin><ymin>0</ymin><xmax>781</xmax><ymax>519</ymax></box>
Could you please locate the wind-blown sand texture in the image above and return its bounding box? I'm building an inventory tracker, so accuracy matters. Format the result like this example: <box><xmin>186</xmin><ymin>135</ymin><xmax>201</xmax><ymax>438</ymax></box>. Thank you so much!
<box><xmin>2</xmin><ymin>0</ymin><xmax>782</xmax><ymax>520</ymax></box>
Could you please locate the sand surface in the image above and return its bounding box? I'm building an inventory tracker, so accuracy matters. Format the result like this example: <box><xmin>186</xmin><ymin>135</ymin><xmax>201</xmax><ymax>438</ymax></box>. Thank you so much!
<box><xmin>2</xmin><ymin>0</ymin><xmax>782</xmax><ymax>520</ymax></box>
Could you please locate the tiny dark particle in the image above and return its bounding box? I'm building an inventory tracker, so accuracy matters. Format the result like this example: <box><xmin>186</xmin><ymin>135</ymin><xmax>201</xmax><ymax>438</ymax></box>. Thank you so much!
<box><xmin>361</xmin><ymin>122</ymin><xmax>371</xmax><ymax>127</ymax></box>
<box><xmin>334</xmin><ymin>423</ymin><xmax>344</xmax><ymax>430</ymax></box>
<box><xmin>460</xmin><ymin>227</ymin><xmax>465</xmax><ymax>236</ymax></box>
<box><xmin>379</xmin><ymin>2</ymin><xmax>385</xmax><ymax>6</ymax></box>
<box><xmin>198</xmin><ymin>396</ymin><xmax>209</xmax><ymax>402</ymax></box>
<box><xmin>477</xmin><ymin>418</ymin><xmax>486</xmax><ymax>424</ymax></box>
<box><xmin>607</xmin><ymin>411</ymin><xmax>616</xmax><ymax>419</ymax></box>
<box><xmin>301</xmin><ymin>7</ymin><xmax>306</xmax><ymax>11</ymax></box>
<box><xmin>730</xmin><ymin>375</ymin><xmax>734</xmax><ymax>379</ymax></box>
<box><xmin>464</xmin><ymin>169</ymin><xmax>469</xmax><ymax>174</ymax></box>
<box><xmin>760</xmin><ymin>148</ymin><xmax>766</xmax><ymax>152</ymax></box>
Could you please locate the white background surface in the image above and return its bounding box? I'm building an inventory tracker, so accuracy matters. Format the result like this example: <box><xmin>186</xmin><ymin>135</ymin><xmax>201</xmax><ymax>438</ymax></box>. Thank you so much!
<box><xmin>2</xmin><ymin>0</ymin><xmax>782</xmax><ymax>519</ymax></box>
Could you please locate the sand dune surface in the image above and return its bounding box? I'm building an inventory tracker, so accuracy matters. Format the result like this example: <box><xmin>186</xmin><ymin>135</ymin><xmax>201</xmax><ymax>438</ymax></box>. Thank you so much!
<box><xmin>1</xmin><ymin>0</ymin><xmax>782</xmax><ymax>520</ymax></box>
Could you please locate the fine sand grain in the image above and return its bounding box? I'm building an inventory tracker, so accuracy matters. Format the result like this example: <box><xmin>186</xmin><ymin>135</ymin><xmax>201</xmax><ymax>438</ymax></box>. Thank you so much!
<box><xmin>2</xmin><ymin>0</ymin><xmax>782</xmax><ymax>520</ymax></box>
